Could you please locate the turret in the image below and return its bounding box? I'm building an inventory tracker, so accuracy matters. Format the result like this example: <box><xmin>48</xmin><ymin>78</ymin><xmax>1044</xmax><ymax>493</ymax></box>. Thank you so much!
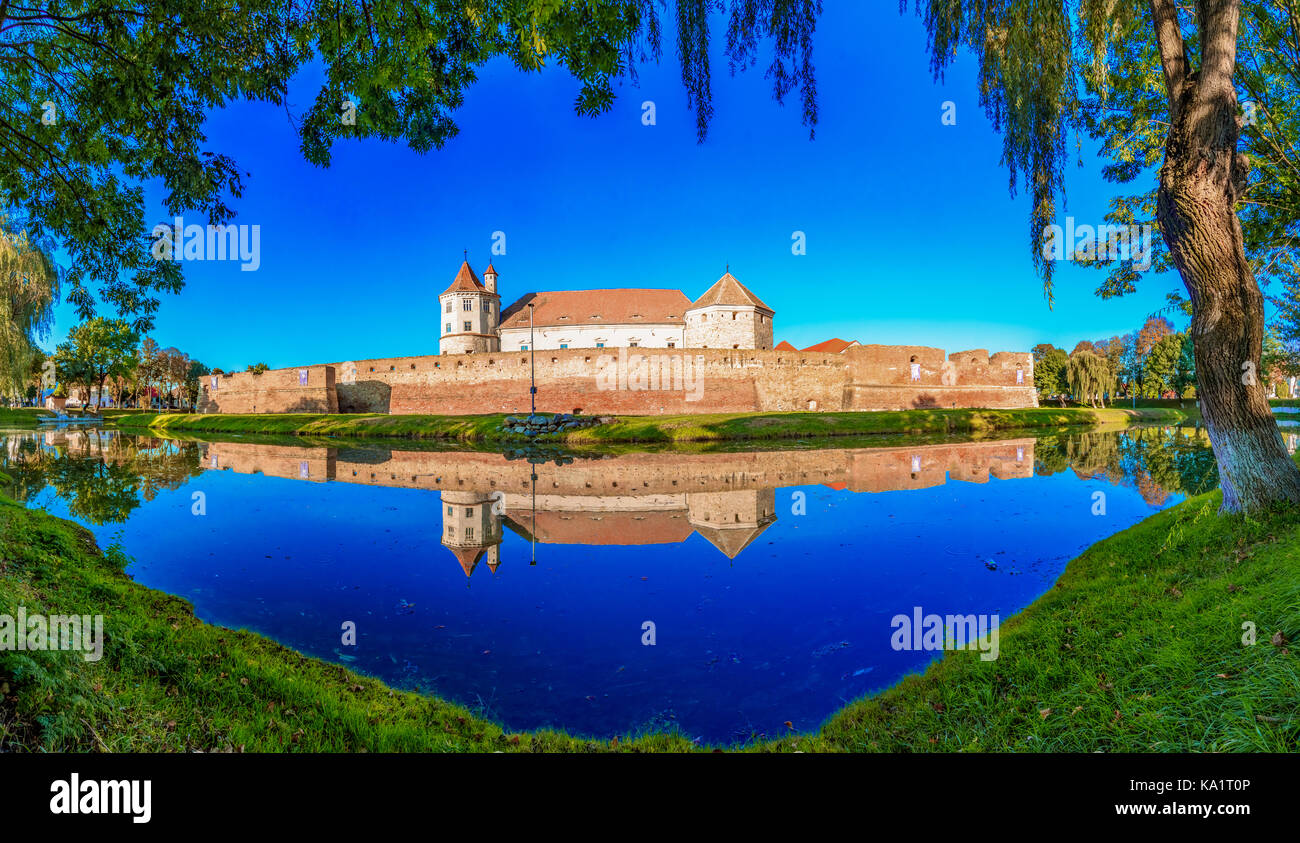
<box><xmin>438</xmin><ymin>259</ymin><xmax>501</xmax><ymax>355</ymax></box>
<box><xmin>683</xmin><ymin>270</ymin><xmax>775</xmax><ymax>350</ymax></box>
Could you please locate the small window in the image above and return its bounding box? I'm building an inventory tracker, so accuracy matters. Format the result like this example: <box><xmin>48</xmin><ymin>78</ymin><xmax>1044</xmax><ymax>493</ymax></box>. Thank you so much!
<box><xmin>667</xmin><ymin>342</ymin><xmax>676</xmax><ymax>348</ymax></box>
<box><xmin>445</xmin><ymin>323</ymin><xmax>451</xmax><ymax>333</ymax></box>
<box><xmin>465</xmin><ymin>508</ymin><xmax>473</xmax><ymax>517</ymax></box>
<box><xmin>463</xmin><ymin>321</ymin><xmax>472</xmax><ymax>332</ymax></box>
<box><xmin>484</xmin><ymin>302</ymin><xmax>492</xmax><ymax>314</ymax></box>
<box><xmin>463</xmin><ymin>300</ymin><xmax>473</xmax><ymax>311</ymax></box>
<box><xmin>521</xmin><ymin>344</ymin><xmax>529</xmax><ymax>351</ymax></box>
<box><xmin>595</xmin><ymin>342</ymin><xmax>604</xmax><ymax>348</ymax></box>
<box><xmin>629</xmin><ymin>342</ymin><xmax>639</xmax><ymax>348</ymax></box>
<box><xmin>465</xmin><ymin>527</ymin><xmax>474</xmax><ymax>540</ymax></box>
<box><xmin>559</xmin><ymin>344</ymin><xmax>568</xmax><ymax>349</ymax></box>
<box><xmin>444</xmin><ymin>302</ymin><xmax>452</xmax><ymax>313</ymax></box>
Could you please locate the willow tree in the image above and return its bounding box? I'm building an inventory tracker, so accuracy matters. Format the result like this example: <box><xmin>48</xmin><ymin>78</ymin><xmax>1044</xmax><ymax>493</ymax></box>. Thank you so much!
<box><xmin>0</xmin><ymin>219</ymin><xmax>59</xmax><ymax>401</ymax></box>
<box><xmin>882</xmin><ymin>0</ymin><xmax>1300</xmax><ymax>514</ymax></box>
<box><xmin>1068</xmin><ymin>350</ymin><xmax>1113</xmax><ymax>408</ymax></box>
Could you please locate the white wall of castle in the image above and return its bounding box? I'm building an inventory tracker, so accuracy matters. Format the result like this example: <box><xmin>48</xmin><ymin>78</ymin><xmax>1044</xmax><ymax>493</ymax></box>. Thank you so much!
<box><xmin>499</xmin><ymin>323</ymin><xmax>685</xmax><ymax>351</ymax></box>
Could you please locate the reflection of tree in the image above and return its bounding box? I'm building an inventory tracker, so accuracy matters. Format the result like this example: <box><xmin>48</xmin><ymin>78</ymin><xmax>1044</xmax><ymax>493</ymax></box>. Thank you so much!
<box><xmin>1034</xmin><ymin>425</ymin><xmax>1218</xmax><ymax>503</ymax></box>
<box><xmin>0</xmin><ymin>431</ymin><xmax>203</xmax><ymax>525</ymax></box>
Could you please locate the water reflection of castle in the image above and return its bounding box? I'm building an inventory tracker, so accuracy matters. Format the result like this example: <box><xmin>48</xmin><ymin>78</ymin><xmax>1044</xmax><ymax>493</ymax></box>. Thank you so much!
<box><xmin>188</xmin><ymin>438</ymin><xmax>1037</xmax><ymax>574</ymax></box>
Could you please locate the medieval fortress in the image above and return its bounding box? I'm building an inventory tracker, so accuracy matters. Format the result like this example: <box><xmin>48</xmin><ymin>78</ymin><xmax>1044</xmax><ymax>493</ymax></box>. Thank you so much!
<box><xmin>197</xmin><ymin>260</ymin><xmax>1038</xmax><ymax>415</ymax></box>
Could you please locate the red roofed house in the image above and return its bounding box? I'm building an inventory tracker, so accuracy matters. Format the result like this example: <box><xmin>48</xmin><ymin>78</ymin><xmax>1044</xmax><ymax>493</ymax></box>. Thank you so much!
<box><xmin>440</xmin><ymin>261</ymin><xmax>776</xmax><ymax>354</ymax></box>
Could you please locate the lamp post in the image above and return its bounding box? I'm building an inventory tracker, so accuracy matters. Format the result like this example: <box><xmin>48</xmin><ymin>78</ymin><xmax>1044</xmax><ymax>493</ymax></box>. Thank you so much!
<box><xmin>528</xmin><ymin>302</ymin><xmax>536</xmax><ymax>416</ymax></box>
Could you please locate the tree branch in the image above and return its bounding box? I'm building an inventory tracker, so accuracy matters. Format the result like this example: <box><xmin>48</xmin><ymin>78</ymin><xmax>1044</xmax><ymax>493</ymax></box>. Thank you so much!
<box><xmin>1149</xmin><ymin>0</ymin><xmax>1190</xmax><ymax>114</ymax></box>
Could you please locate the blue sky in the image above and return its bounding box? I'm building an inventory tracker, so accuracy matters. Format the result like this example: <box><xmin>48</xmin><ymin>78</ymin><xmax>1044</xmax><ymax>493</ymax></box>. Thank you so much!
<box><xmin>48</xmin><ymin>3</ymin><xmax>1188</xmax><ymax>369</ymax></box>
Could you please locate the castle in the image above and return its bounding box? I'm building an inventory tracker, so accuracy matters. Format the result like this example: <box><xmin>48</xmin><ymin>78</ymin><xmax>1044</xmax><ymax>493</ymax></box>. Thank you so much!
<box><xmin>196</xmin><ymin>260</ymin><xmax>1039</xmax><ymax>416</ymax></box>
<box><xmin>438</xmin><ymin>261</ymin><xmax>774</xmax><ymax>355</ymax></box>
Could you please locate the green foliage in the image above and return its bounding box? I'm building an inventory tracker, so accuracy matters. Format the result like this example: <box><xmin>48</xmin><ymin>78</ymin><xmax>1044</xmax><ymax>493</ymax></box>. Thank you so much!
<box><xmin>1140</xmin><ymin>332</ymin><xmax>1182</xmax><ymax>397</ymax></box>
<box><xmin>1066</xmin><ymin>349</ymin><xmax>1113</xmax><ymax>408</ymax></box>
<box><xmin>1031</xmin><ymin>344</ymin><xmax>1069</xmax><ymax>397</ymax></box>
<box><xmin>55</xmin><ymin>318</ymin><xmax>139</xmax><ymax>409</ymax></box>
<box><xmin>0</xmin><ymin>2</ymin><xmax>306</xmax><ymax>329</ymax></box>
<box><xmin>1261</xmin><ymin>325</ymin><xmax>1298</xmax><ymax>386</ymax></box>
<box><xmin>0</xmin><ymin>217</ymin><xmax>59</xmax><ymax>400</ymax></box>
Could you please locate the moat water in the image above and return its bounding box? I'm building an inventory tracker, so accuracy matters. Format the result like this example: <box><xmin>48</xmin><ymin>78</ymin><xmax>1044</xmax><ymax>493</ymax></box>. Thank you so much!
<box><xmin>1</xmin><ymin>425</ymin><xmax>1235</xmax><ymax>742</ymax></box>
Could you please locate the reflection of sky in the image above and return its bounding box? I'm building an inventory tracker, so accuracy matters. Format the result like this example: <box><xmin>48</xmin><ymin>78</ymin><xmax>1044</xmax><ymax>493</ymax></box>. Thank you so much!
<box><xmin>24</xmin><ymin>437</ymin><xmax>1199</xmax><ymax>743</ymax></box>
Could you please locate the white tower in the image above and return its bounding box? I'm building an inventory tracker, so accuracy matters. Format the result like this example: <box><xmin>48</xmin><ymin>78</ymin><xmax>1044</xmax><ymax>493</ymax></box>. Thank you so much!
<box><xmin>439</xmin><ymin>259</ymin><xmax>501</xmax><ymax>355</ymax></box>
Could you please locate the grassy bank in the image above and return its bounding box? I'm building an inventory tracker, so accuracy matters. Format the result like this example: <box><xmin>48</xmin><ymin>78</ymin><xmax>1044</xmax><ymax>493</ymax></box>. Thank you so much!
<box><xmin>0</xmin><ymin>408</ymin><xmax>51</xmax><ymax>429</ymax></box>
<box><xmin>2</xmin><ymin>459</ymin><xmax>1295</xmax><ymax>752</ymax></box>
<box><xmin>109</xmin><ymin>406</ymin><xmax>1194</xmax><ymax>444</ymax></box>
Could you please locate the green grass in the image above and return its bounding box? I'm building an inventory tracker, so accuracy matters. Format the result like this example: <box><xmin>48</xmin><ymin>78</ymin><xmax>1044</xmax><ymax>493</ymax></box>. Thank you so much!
<box><xmin>3</xmin><ymin>459</ymin><xmax>1296</xmax><ymax>752</ymax></box>
<box><xmin>0</xmin><ymin>408</ymin><xmax>53</xmax><ymax>429</ymax></box>
<box><xmin>109</xmin><ymin>406</ymin><xmax>1194</xmax><ymax>444</ymax></box>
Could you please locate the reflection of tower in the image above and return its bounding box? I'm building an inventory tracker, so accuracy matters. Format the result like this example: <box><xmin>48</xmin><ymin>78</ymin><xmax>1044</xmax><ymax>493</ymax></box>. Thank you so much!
<box><xmin>440</xmin><ymin>491</ymin><xmax>503</xmax><ymax>578</ymax></box>
<box><xmin>686</xmin><ymin>489</ymin><xmax>776</xmax><ymax>560</ymax></box>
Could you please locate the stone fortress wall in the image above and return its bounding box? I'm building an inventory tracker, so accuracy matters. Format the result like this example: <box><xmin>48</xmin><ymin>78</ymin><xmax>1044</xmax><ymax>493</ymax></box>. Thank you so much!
<box><xmin>197</xmin><ymin>344</ymin><xmax>1037</xmax><ymax>415</ymax></box>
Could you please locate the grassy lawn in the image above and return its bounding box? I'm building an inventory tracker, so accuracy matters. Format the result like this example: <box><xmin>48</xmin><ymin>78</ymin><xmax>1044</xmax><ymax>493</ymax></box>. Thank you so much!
<box><xmin>2</xmin><ymin>458</ymin><xmax>1295</xmax><ymax>752</ymax></box>
<box><xmin>108</xmin><ymin>406</ymin><xmax>1195</xmax><ymax>443</ymax></box>
<box><xmin>0</xmin><ymin>408</ymin><xmax>53</xmax><ymax>428</ymax></box>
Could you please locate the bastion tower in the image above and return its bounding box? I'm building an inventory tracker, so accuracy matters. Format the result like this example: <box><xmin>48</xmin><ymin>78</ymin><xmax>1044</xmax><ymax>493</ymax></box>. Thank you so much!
<box><xmin>683</xmin><ymin>271</ymin><xmax>775</xmax><ymax>350</ymax></box>
<box><xmin>439</xmin><ymin>260</ymin><xmax>501</xmax><ymax>355</ymax></box>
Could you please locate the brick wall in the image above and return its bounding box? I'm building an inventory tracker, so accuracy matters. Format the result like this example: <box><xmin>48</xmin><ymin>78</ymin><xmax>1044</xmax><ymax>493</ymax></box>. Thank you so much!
<box><xmin>197</xmin><ymin>365</ymin><xmax>337</xmax><ymax>414</ymax></box>
<box><xmin>200</xmin><ymin>343</ymin><xmax>1037</xmax><ymax>416</ymax></box>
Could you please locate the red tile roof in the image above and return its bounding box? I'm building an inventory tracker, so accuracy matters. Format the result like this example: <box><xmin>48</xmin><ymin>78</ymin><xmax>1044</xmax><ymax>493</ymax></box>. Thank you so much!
<box><xmin>690</xmin><ymin>272</ymin><xmax>773</xmax><ymax>312</ymax></box>
<box><xmin>442</xmin><ymin>261</ymin><xmax>494</xmax><ymax>295</ymax></box>
<box><xmin>500</xmin><ymin>289</ymin><xmax>693</xmax><ymax>330</ymax></box>
<box><xmin>802</xmin><ymin>338</ymin><xmax>859</xmax><ymax>353</ymax></box>
<box><xmin>504</xmin><ymin>510</ymin><xmax>695</xmax><ymax>546</ymax></box>
<box><xmin>774</xmin><ymin>340</ymin><xmax>797</xmax><ymax>351</ymax></box>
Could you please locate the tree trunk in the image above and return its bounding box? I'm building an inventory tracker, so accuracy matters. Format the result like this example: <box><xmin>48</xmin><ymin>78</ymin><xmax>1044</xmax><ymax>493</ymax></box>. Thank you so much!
<box><xmin>1153</xmin><ymin>0</ymin><xmax>1300</xmax><ymax>513</ymax></box>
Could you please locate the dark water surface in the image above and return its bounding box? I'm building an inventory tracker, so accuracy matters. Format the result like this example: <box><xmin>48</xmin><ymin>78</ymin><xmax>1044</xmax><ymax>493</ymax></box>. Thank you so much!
<box><xmin>1</xmin><ymin>425</ymin><xmax>1223</xmax><ymax>742</ymax></box>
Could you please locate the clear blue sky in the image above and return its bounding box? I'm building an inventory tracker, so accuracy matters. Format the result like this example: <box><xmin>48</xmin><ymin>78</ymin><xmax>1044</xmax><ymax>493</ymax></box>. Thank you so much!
<box><xmin>48</xmin><ymin>4</ymin><xmax>1189</xmax><ymax>369</ymax></box>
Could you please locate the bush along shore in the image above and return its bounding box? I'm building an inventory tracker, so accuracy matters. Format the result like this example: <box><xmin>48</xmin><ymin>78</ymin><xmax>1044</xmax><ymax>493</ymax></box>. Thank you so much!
<box><xmin>2</xmin><ymin>458</ymin><xmax>1295</xmax><ymax>753</ymax></box>
<box><xmin>105</xmin><ymin>406</ymin><xmax>1197</xmax><ymax>444</ymax></box>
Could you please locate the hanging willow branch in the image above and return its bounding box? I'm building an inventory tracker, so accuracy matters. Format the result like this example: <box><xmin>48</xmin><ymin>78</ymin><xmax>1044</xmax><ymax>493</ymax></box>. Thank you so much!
<box><xmin>0</xmin><ymin>215</ymin><xmax>59</xmax><ymax>399</ymax></box>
